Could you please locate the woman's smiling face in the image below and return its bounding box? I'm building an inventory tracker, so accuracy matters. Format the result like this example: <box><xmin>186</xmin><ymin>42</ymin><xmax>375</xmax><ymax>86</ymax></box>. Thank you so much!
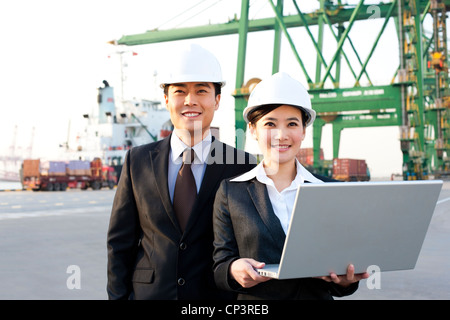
<box><xmin>250</xmin><ymin>104</ymin><xmax>306</xmax><ymax>169</ymax></box>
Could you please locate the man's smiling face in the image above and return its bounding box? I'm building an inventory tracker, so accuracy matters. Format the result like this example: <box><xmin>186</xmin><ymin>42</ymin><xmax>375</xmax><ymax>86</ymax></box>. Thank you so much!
<box><xmin>165</xmin><ymin>82</ymin><xmax>220</xmax><ymax>144</ymax></box>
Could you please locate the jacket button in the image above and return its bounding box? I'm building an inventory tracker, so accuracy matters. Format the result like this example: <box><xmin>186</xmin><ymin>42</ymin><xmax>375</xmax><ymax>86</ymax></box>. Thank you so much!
<box><xmin>179</xmin><ymin>242</ymin><xmax>187</xmax><ymax>250</ymax></box>
<box><xmin>177</xmin><ymin>278</ymin><xmax>185</xmax><ymax>286</ymax></box>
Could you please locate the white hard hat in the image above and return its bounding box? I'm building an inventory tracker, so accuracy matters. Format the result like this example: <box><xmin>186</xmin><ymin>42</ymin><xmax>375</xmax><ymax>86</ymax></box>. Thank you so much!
<box><xmin>159</xmin><ymin>44</ymin><xmax>225</xmax><ymax>88</ymax></box>
<box><xmin>243</xmin><ymin>72</ymin><xmax>316</xmax><ymax>126</ymax></box>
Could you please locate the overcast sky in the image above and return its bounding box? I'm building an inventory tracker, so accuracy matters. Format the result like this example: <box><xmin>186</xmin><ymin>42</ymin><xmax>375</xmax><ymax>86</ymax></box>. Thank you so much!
<box><xmin>0</xmin><ymin>0</ymin><xmax>422</xmax><ymax>177</ymax></box>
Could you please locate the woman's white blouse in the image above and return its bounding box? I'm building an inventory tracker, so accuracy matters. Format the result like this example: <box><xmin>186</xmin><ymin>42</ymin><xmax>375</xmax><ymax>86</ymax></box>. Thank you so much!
<box><xmin>230</xmin><ymin>159</ymin><xmax>324</xmax><ymax>234</ymax></box>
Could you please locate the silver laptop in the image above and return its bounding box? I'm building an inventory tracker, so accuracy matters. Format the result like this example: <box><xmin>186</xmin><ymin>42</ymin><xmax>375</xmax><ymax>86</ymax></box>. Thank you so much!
<box><xmin>257</xmin><ymin>180</ymin><xmax>443</xmax><ymax>279</ymax></box>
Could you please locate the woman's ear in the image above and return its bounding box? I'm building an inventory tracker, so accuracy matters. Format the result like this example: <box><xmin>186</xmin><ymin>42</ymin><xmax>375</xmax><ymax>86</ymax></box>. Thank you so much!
<box><xmin>248</xmin><ymin>123</ymin><xmax>257</xmax><ymax>140</ymax></box>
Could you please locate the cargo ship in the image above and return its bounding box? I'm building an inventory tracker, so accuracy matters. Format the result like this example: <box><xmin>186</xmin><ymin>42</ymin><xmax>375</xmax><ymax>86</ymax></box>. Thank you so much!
<box><xmin>17</xmin><ymin>81</ymin><xmax>172</xmax><ymax>190</ymax></box>
<box><xmin>73</xmin><ymin>80</ymin><xmax>173</xmax><ymax>170</ymax></box>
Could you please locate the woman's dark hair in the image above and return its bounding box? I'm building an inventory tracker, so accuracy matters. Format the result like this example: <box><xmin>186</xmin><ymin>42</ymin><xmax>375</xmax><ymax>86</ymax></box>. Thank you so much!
<box><xmin>247</xmin><ymin>104</ymin><xmax>308</xmax><ymax>127</ymax></box>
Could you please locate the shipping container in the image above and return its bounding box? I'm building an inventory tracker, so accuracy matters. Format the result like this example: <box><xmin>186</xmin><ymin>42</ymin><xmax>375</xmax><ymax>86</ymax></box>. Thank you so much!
<box><xmin>22</xmin><ymin>159</ymin><xmax>40</xmax><ymax>177</ymax></box>
<box><xmin>332</xmin><ymin>158</ymin><xmax>370</xmax><ymax>181</ymax></box>
<box><xmin>67</xmin><ymin>160</ymin><xmax>91</xmax><ymax>176</ymax></box>
<box><xmin>48</xmin><ymin>161</ymin><xmax>66</xmax><ymax>176</ymax></box>
<box><xmin>296</xmin><ymin>148</ymin><xmax>324</xmax><ymax>167</ymax></box>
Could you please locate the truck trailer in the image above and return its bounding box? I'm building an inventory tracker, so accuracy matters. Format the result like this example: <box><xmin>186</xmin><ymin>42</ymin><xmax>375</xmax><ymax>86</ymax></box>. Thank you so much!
<box><xmin>21</xmin><ymin>158</ymin><xmax>117</xmax><ymax>191</ymax></box>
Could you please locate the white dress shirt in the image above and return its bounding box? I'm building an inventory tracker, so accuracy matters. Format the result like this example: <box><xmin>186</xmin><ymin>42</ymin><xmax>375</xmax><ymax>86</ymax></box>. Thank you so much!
<box><xmin>230</xmin><ymin>159</ymin><xmax>324</xmax><ymax>234</ymax></box>
<box><xmin>168</xmin><ymin>130</ymin><xmax>212</xmax><ymax>202</ymax></box>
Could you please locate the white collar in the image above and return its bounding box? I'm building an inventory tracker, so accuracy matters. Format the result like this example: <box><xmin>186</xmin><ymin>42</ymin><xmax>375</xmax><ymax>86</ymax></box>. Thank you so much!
<box><xmin>230</xmin><ymin>158</ymin><xmax>324</xmax><ymax>184</ymax></box>
<box><xmin>170</xmin><ymin>130</ymin><xmax>212</xmax><ymax>163</ymax></box>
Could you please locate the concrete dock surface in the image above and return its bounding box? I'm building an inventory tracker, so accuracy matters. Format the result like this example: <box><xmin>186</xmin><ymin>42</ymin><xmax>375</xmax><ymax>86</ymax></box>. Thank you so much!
<box><xmin>0</xmin><ymin>181</ymin><xmax>449</xmax><ymax>300</ymax></box>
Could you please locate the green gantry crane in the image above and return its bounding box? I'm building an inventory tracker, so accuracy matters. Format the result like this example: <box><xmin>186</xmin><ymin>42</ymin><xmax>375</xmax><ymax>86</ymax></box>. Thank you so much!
<box><xmin>114</xmin><ymin>0</ymin><xmax>450</xmax><ymax>180</ymax></box>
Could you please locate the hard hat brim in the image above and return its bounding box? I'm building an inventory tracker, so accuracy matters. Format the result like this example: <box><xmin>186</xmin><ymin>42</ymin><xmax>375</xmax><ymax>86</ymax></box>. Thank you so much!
<box><xmin>243</xmin><ymin>104</ymin><xmax>316</xmax><ymax>127</ymax></box>
<box><xmin>159</xmin><ymin>44</ymin><xmax>225</xmax><ymax>89</ymax></box>
<box><xmin>159</xmin><ymin>79</ymin><xmax>226</xmax><ymax>89</ymax></box>
<box><xmin>243</xmin><ymin>72</ymin><xmax>316</xmax><ymax>126</ymax></box>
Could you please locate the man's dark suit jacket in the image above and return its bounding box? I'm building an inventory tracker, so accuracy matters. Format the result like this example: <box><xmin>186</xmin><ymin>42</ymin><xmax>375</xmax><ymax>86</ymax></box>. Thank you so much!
<box><xmin>213</xmin><ymin>174</ymin><xmax>359</xmax><ymax>300</ymax></box>
<box><xmin>107</xmin><ymin>135</ymin><xmax>256</xmax><ymax>300</ymax></box>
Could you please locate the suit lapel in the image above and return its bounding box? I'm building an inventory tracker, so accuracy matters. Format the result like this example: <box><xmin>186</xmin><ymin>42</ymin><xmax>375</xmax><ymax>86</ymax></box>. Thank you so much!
<box><xmin>247</xmin><ymin>180</ymin><xmax>286</xmax><ymax>252</ymax></box>
<box><xmin>149</xmin><ymin>136</ymin><xmax>182</xmax><ymax>233</ymax></box>
<box><xmin>184</xmin><ymin>139</ymin><xmax>226</xmax><ymax>235</ymax></box>
<box><xmin>197</xmin><ymin>138</ymin><xmax>226</xmax><ymax>200</ymax></box>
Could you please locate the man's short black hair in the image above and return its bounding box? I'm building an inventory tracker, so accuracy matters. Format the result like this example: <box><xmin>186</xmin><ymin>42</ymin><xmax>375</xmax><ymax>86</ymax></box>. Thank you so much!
<box><xmin>163</xmin><ymin>83</ymin><xmax>221</xmax><ymax>96</ymax></box>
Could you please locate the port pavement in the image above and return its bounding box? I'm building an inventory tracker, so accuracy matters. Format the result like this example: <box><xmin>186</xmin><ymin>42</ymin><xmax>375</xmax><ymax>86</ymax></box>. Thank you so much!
<box><xmin>0</xmin><ymin>182</ymin><xmax>449</xmax><ymax>300</ymax></box>
<box><xmin>0</xmin><ymin>189</ymin><xmax>113</xmax><ymax>299</ymax></box>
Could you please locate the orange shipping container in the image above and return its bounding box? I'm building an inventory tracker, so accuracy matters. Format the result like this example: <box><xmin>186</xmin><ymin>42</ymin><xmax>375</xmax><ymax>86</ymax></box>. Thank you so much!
<box><xmin>296</xmin><ymin>148</ymin><xmax>324</xmax><ymax>166</ymax></box>
<box><xmin>333</xmin><ymin>158</ymin><xmax>368</xmax><ymax>181</ymax></box>
<box><xmin>22</xmin><ymin>159</ymin><xmax>41</xmax><ymax>177</ymax></box>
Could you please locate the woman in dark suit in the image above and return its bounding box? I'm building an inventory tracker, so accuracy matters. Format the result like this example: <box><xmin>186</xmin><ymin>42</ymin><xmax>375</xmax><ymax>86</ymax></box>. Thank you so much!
<box><xmin>212</xmin><ymin>72</ymin><xmax>369</xmax><ymax>300</ymax></box>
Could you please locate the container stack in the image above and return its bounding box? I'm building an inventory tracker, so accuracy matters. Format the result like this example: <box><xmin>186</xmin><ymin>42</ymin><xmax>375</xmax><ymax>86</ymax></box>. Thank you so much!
<box><xmin>67</xmin><ymin>160</ymin><xmax>91</xmax><ymax>176</ymax></box>
<box><xmin>48</xmin><ymin>161</ymin><xmax>67</xmax><ymax>176</ymax></box>
<box><xmin>332</xmin><ymin>158</ymin><xmax>369</xmax><ymax>181</ymax></box>
<box><xmin>296</xmin><ymin>148</ymin><xmax>324</xmax><ymax>166</ymax></box>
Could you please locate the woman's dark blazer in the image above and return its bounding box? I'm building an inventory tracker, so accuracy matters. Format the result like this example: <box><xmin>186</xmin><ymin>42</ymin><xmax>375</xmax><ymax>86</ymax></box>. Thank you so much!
<box><xmin>212</xmin><ymin>174</ymin><xmax>359</xmax><ymax>300</ymax></box>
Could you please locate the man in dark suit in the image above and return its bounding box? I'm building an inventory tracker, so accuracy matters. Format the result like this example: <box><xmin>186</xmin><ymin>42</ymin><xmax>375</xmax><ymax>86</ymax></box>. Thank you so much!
<box><xmin>107</xmin><ymin>44</ymin><xmax>256</xmax><ymax>300</ymax></box>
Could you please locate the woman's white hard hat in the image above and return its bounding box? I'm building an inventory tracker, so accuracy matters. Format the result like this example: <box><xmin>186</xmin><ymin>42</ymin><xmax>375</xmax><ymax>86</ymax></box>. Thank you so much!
<box><xmin>243</xmin><ymin>72</ymin><xmax>316</xmax><ymax>126</ymax></box>
<box><xmin>159</xmin><ymin>44</ymin><xmax>225</xmax><ymax>88</ymax></box>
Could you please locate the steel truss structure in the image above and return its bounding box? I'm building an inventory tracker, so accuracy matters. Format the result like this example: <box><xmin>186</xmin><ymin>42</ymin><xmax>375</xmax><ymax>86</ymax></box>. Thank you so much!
<box><xmin>116</xmin><ymin>0</ymin><xmax>450</xmax><ymax>179</ymax></box>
